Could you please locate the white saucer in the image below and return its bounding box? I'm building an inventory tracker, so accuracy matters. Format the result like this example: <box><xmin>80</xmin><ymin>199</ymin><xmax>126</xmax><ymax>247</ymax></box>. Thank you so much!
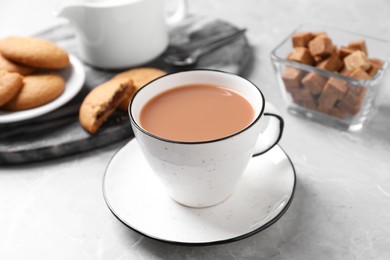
<box><xmin>0</xmin><ymin>54</ymin><xmax>85</xmax><ymax>124</ymax></box>
<box><xmin>103</xmin><ymin>139</ymin><xmax>296</xmax><ymax>245</ymax></box>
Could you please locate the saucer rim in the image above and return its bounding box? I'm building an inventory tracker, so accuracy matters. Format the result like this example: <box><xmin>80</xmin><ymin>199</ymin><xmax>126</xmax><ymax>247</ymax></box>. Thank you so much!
<box><xmin>102</xmin><ymin>139</ymin><xmax>296</xmax><ymax>246</ymax></box>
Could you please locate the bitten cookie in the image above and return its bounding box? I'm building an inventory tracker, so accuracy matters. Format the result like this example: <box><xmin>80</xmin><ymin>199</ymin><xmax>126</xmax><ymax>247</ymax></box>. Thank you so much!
<box><xmin>0</xmin><ymin>36</ymin><xmax>70</xmax><ymax>69</ymax></box>
<box><xmin>79</xmin><ymin>78</ymin><xmax>133</xmax><ymax>134</ymax></box>
<box><xmin>0</xmin><ymin>70</ymin><xmax>24</xmax><ymax>107</ymax></box>
<box><xmin>3</xmin><ymin>73</ymin><xmax>65</xmax><ymax>111</ymax></box>
<box><xmin>113</xmin><ymin>67</ymin><xmax>166</xmax><ymax>111</ymax></box>
<box><xmin>0</xmin><ymin>53</ymin><xmax>35</xmax><ymax>75</ymax></box>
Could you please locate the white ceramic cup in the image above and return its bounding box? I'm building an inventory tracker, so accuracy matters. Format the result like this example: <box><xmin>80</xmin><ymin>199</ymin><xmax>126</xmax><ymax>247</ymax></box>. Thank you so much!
<box><xmin>55</xmin><ymin>0</ymin><xmax>187</xmax><ymax>69</ymax></box>
<box><xmin>129</xmin><ymin>70</ymin><xmax>284</xmax><ymax>208</ymax></box>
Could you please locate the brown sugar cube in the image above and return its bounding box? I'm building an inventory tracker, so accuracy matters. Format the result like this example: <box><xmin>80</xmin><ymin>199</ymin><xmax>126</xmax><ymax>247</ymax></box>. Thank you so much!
<box><xmin>312</xmin><ymin>32</ymin><xmax>328</xmax><ymax>38</ymax></box>
<box><xmin>295</xmin><ymin>99</ymin><xmax>318</xmax><ymax>111</ymax></box>
<box><xmin>323</xmin><ymin>77</ymin><xmax>349</xmax><ymax>99</ymax></box>
<box><xmin>339</xmin><ymin>68</ymin><xmax>350</xmax><ymax>76</ymax></box>
<box><xmin>316</xmin><ymin>53</ymin><xmax>343</xmax><ymax>72</ymax></box>
<box><xmin>336</xmin><ymin>99</ymin><xmax>361</xmax><ymax>116</ymax></box>
<box><xmin>318</xmin><ymin>94</ymin><xmax>338</xmax><ymax>113</ymax></box>
<box><xmin>282</xmin><ymin>66</ymin><xmax>305</xmax><ymax>92</ymax></box>
<box><xmin>292</xmin><ymin>32</ymin><xmax>314</xmax><ymax>48</ymax></box>
<box><xmin>348</xmin><ymin>84</ymin><xmax>365</xmax><ymax>95</ymax></box>
<box><xmin>337</xmin><ymin>85</ymin><xmax>367</xmax><ymax>115</ymax></box>
<box><xmin>313</xmin><ymin>55</ymin><xmax>324</xmax><ymax>64</ymax></box>
<box><xmin>370</xmin><ymin>58</ymin><xmax>384</xmax><ymax>67</ymax></box>
<box><xmin>287</xmin><ymin>47</ymin><xmax>314</xmax><ymax>65</ymax></box>
<box><xmin>317</xmin><ymin>78</ymin><xmax>348</xmax><ymax>113</ymax></box>
<box><xmin>312</xmin><ymin>43</ymin><xmax>336</xmax><ymax>65</ymax></box>
<box><xmin>298</xmin><ymin>100</ymin><xmax>318</xmax><ymax>110</ymax></box>
<box><xmin>331</xmin><ymin>45</ymin><xmax>338</xmax><ymax>54</ymax></box>
<box><xmin>313</xmin><ymin>46</ymin><xmax>337</xmax><ymax>64</ymax></box>
<box><xmin>343</xmin><ymin>85</ymin><xmax>367</xmax><ymax>106</ymax></box>
<box><xmin>348</xmin><ymin>40</ymin><xmax>367</xmax><ymax>54</ymax></box>
<box><xmin>301</xmin><ymin>72</ymin><xmax>327</xmax><ymax>95</ymax></box>
<box><xmin>367</xmin><ymin>58</ymin><xmax>384</xmax><ymax>77</ymax></box>
<box><xmin>308</xmin><ymin>35</ymin><xmax>334</xmax><ymax>58</ymax></box>
<box><xmin>290</xmin><ymin>87</ymin><xmax>315</xmax><ymax>103</ymax></box>
<box><xmin>290</xmin><ymin>91</ymin><xmax>300</xmax><ymax>103</ymax></box>
<box><xmin>299</xmin><ymin>87</ymin><xmax>316</xmax><ymax>102</ymax></box>
<box><xmin>344</xmin><ymin>50</ymin><xmax>371</xmax><ymax>71</ymax></box>
<box><xmin>348</xmin><ymin>84</ymin><xmax>368</xmax><ymax>99</ymax></box>
<box><xmin>367</xmin><ymin>66</ymin><xmax>380</xmax><ymax>77</ymax></box>
<box><xmin>338</xmin><ymin>46</ymin><xmax>356</xmax><ymax>59</ymax></box>
<box><xmin>349</xmin><ymin>68</ymin><xmax>371</xmax><ymax>80</ymax></box>
<box><xmin>329</xmin><ymin>105</ymin><xmax>349</xmax><ymax>119</ymax></box>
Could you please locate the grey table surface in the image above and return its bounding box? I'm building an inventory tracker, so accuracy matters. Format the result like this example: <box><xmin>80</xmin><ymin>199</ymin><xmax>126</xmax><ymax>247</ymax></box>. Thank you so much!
<box><xmin>1</xmin><ymin>0</ymin><xmax>390</xmax><ymax>259</ymax></box>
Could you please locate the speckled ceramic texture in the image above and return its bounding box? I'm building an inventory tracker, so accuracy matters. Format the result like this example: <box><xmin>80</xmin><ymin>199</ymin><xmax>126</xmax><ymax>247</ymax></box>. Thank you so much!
<box><xmin>129</xmin><ymin>70</ymin><xmax>283</xmax><ymax>207</ymax></box>
<box><xmin>103</xmin><ymin>138</ymin><xmax>296</xmax><ymax>245</ymax></box>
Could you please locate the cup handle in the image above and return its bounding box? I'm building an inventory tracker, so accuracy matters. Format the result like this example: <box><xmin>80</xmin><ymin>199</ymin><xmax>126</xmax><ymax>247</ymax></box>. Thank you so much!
<box><xmin>253</xmin><ymin>102</ymin><xmax>284</xmax><ymax>156</ymax></box>
<box><xmin>165</xmin><ymin>0</ymin><xmax>188</xmax><ymax>26</ymax></box>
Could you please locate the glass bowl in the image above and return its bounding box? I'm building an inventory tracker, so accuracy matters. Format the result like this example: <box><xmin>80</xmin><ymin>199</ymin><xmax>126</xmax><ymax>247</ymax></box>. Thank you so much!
<box><xmin>271</xmin><ymin>23</ymin><xmax>390</xmax><ymax>131</ymax></box>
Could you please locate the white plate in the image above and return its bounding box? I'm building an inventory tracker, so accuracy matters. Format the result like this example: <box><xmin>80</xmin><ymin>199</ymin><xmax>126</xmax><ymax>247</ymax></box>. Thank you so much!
<box><xmin>0</xmin><ymin>55</ymin><xmax>85</xmax><ymax>124</ymax></box>
<box><xmin>103</xmin><ymin>139</ymin><xmax>296</xmax><ymax>245</ymax></box>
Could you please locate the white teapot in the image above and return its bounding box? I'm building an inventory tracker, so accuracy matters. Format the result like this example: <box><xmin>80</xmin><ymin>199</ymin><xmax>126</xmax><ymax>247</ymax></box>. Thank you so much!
<box><xmin>55</xmin><ymin>0</ymin><xmax>187</xmax><ymax>69</ymax></box>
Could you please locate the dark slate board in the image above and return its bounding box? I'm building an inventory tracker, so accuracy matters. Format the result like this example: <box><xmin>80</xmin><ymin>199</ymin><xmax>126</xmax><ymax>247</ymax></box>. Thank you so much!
<box><xmin>0</xmin><ymin>15</ymin><xmax>253</xmax><ymax>164</ymax></box>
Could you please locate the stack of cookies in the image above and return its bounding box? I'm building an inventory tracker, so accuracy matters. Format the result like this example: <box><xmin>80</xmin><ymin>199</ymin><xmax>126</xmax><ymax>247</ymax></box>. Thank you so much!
<box><xmin>0</xmin><ymin>36</ymin><xmax>70</xmax><ymax>111</ymax></box>
<box><xmin>0</xmin><ymin>35</ymin><xmax>168</xmax><ymax>136</ymax></box>
<box><xmin>282</xmin><ymin>31</ymin><xmax>384</xmax><ymax>119</ymax></box>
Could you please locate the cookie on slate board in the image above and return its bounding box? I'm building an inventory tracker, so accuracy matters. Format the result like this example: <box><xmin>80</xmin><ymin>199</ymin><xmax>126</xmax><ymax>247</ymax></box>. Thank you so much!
<box><xmin>0</xmin><ymin>36</ymin><xmax>70</xmax><ymax>69</ymax></box>
<box><xmin>0</xmin><ymin>70</ymin><xmax>24</xmax><ymax>107</ymax></box>
<box><xmin>3</xmin><ymin>73</ymin><xmax>65</xmax><ymax>111</ymax></box>
<box><xmin>113</xmin><ymin>67</ymin><xmax>166</xmax><ymax>111</ymax></box>
<box><xmin>79</xmin><ymin>78</ymin><xmax>134</xmax><ymax>134</ymax></box>
<box><xmin>0</xmin><ymin>18</ymin><xmax>252</xmax><ymax>165</ymax></box>
<box><xmin>0</xmin><ymin>53</ymin><xmax>35</xmax><ymax>75</ymax></box>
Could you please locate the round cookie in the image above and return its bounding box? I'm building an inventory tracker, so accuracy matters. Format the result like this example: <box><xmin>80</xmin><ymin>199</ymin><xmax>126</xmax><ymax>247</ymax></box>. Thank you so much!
<box><xmin>0</xmin><ymin>53</ymin><xmax>35</xmax><ymax>75</ymax></box>
<box><xmin>113</xmin><ymin>67</ymin><xmax>166</xmax><ymax>111</ymax></box>
<box><xmin>0</xmin><ymin>36</ymin><xmax>70</xmax><ymax>69</ymax></box>
<box><xmin>3</xmin><ymin>73</ymin><xmax>65</xmax><ymax>111</ymax></box>
<box><xmin>0</xmin><ymin>70</ymin><xmax>23</xmax><ymax>107</ymax></box>
<box><xmin>79</xmin><ymin>78</ymin><xmax>134</xmax><ymax>134</ymax></box>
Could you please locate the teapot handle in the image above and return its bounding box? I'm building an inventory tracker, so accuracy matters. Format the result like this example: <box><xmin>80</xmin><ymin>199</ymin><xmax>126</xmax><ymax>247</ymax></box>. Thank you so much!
<box><xmin>165</xmin><ymin>0</ymin><xmax>188</xmax><ymax>26</ymax></box>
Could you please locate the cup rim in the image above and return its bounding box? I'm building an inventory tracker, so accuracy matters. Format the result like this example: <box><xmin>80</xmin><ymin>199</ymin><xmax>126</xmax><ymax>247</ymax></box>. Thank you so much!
<box><xmin>128</xmin><ymin>69</ymin><xmax>265</xmax><ymax>145</ymax></box>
